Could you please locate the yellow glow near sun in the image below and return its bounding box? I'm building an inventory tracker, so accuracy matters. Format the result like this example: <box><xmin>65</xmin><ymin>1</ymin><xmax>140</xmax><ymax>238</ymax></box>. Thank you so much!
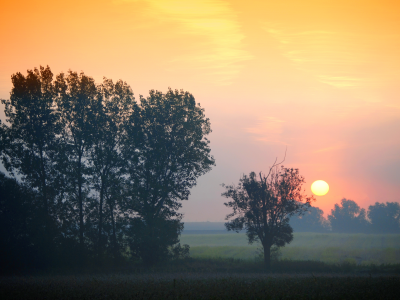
<box><xmin>311</xmin><ymin>180</ymin><xmax>329</xmax><ymax>196</ymax></box>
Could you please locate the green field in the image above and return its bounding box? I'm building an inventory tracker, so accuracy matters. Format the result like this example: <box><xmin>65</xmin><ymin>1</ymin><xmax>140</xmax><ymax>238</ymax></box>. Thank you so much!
<box><xmin>180</xmin><ymin>233</ymin><xmax>400</xmax><ymax>264</ymax></box>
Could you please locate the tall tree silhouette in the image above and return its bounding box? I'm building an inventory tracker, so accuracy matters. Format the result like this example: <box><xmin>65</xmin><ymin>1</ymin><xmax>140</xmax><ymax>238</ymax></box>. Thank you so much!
<box><xmin>55</xmin><ymin>70</ymin><xmax>97</xmax><ymax>258</ymax></box>
<box><xmin>0</xmin><ymin>66</ymin><xmax>60</xmax><ymax>261</ymax></box>
<box><xmin>222</xmin><ymin>162</ymin><xmax>314</xmax><ymax>269</ymax></box>
<box><xmin>122</xmin><ymin>88</ymin><xmax>215</xmax><ymax>265</ymax></box>
<box><xmin>88</xmin><ymin>78</ymin><xmax>137</xmax><ymax>259</ymax></box>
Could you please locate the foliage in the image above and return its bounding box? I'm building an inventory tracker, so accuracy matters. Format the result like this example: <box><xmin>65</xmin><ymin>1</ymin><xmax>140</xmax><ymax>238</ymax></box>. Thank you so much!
<box><xmin>368</xmin><ymin>202</ymin><xmax>400</xmax><ymax>233</ymax></box>
<box><xmin>328</xmin><ymin>198</ymin><xmax>369</xmax><ymax>233</ymax></box>
<box><xmin>126</xmin><ymin>217</ymin><xmax>184</xmax><ymax>265</ymax></box>
<box><xmin>122</xmin><ymin>88</ymin><xmax>215</xmax><ymax>265</ymax></box>
<box><xmin>169</xmin><ymin>243</ymin><xmax>190</xmax><ymax>260</ymax></box>
<box><xmin>222</xmin><ymin>162</ymin><xmax>314</xmax><ymax>269</ymax></box>
<box><xmin>0</xmin><ymin>172</ymin><xmax>42</xmax><ymax>272</ymax></box>
<box><xmin>0</xmin><ymin>66</ymin><xmax>213</xmax><ymax>271</ymax></box>
<box><xmin>55</xmin><ymin>70</ymin><xmax>99</xmax><ymax>255</ymax></box>
<box><xmin>289</xmin><ymin>206</ymin><xmax>330</xmax><ymax>232</ymax></box>
<box><xmin>0</xmin><ymin>66</ymin><xmax>60</xmax><ymax>263</ymax></box>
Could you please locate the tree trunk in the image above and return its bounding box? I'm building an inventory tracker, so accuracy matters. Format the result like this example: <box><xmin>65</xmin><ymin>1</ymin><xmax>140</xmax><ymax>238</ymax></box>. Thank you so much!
<box><xmin>98</xmin><ymin>177</ymin><xmax>104</xmax><ymax>259</ymax></box>
<box><xmin>39</xmin><ymin>150</ymin><xmax>48</xmax><ymax>219</ymax></box>
<box><xmin>263</xmin><ymin>244</ymin><xmax>271</xmax><ymax>270</ymax></box>
<box><xmin>39</xmin><ymin>147</ymin><xmax>52</xmax><ymax>266</ymax></box>
<box><xmin>109</xmin><ymin>199</ymin><xmax>118</xmax><ymax>259</ymax></box>
<box><xmin>78</xmin><ymin>154</ymin><xmax>84</xmax><ymax>260</ymax></box>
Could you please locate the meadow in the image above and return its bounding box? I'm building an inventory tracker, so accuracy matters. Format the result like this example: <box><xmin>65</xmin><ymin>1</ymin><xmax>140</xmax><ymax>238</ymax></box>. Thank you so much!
<box><xmin>180</xmin><ymin>233</ymin><xmax>400</xmax><ymax>265</ymax></box>
<box><xmin>3</xmin><ymin>233</ymin><xmax>399</xmax><ymax>299</ymax></box>
<box><xmin>1</xmin><ymin>273</ymin><xmax>399</xmax><ymax>299</ymax></box>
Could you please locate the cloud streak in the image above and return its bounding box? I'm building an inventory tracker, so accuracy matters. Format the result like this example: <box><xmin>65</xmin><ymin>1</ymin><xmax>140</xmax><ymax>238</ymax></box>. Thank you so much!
<box><xmin>121</xmin><ymin>0</ymin><xmax>253</xmax><ymax>85</ymax></box>
<box><xmin>246</xmin><ymin>116</ymin><xmax>287</xmax><ymax>145</ymax></box>
<box><xmin>264</xmin><ymin>25</ymin><xmax>400</xmax><ymax>88</ymax></box>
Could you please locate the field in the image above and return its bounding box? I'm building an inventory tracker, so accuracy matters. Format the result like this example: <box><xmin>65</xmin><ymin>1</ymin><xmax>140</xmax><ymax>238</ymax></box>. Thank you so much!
<box><xmin>1</xmin><ymin>273</ymin><xmax>399</xmax><ymax>300</ymax></box>
<box><xmin>2</xmin><ymin>233</ymin><xmax>399</xmax><ymax>299</ymax></box>
<box><xmin>180</xmin><ymin>233</ymin><xmax>400</xmax><ymax>265</ymax></box>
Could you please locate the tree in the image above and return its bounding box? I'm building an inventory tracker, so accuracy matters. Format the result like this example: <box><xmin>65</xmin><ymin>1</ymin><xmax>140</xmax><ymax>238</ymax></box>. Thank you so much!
<box><xmin>0</xmin><ymin>66</ymin><xmax>60</xmax><ymax>261</ymax></box>
<box><xmin>122</xmin><ymin>88</ymin><xmax>215</xmax><ymax>265</ymax></box>
<box><xmin>55</xmin><ymin>70</ymin><xmax>98</xmax><ymax>257</ymax></box>
<box><xmin>289</xmin><ymin>206</ymin><xmax>329</xmax><ymax>232</ymax></box>
<box><xmin>222</xmin><ymin>162</ymin><xmax>314</xmax><ymax>269</ymax></box>
<box><xmin>368</xmin><ymin>202</ymin><xmax>400</xmax><ymax>233</ymax></box>
<box><xmin>0</xmin><ymin>172</ymin><xmax>42</xmax><ymax>272</ymax></box>
<box><xmin>328</xmin><ymin>199</ymin><xmax>369</xmax><ymax>233</ymax></box>
<box><xmin>88</xmin><ymin>78</ymin><xmax>136</xmax><ymax>259</ymax></box>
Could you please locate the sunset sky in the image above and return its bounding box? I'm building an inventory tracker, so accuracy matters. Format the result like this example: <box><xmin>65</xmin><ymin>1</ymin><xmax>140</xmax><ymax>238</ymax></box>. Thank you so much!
<box><xmin>1</xmin><ymin>0</ymin><xmax>399</xmax><ymax>221</ymax></box>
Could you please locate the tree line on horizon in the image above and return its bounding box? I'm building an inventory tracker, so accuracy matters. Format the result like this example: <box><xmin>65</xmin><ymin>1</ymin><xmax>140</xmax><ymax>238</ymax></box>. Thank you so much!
<box><xmin>0</xmin><ymin>66</ymin><xmax>215</xmax><ymax>273</ymax></box>
<box><xmin>289</xmin><ymin>199</ymin><xmax>400</xmax><ymax>234</ymax></box>
<box><xmin>183</xmin><ymin>198</ymin><xmax>400</xmax><ymax>235</ymax></box>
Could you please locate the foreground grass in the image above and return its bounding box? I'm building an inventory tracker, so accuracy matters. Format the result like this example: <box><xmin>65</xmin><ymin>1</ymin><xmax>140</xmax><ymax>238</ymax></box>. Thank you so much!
<box><xmin>11</xmin><ymin>257</ymin><xmax>400</xmax><ymax>276</ymax></box>
<box><xmin>1</xmin><ymin>273</ymin><xmax>399</xmax><ymax>299</ymax></box>
<box><xmin>2</xmin><ymin>258</ymin><xmax>399</xmax><ymax>299</ymax></box>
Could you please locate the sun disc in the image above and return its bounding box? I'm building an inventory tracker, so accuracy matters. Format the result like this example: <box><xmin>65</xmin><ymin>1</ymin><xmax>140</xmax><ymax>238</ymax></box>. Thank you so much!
<box><xmin>311</xmin><ymin>180</ymin><xmax>329</xmax><ymax>196</ymax></box>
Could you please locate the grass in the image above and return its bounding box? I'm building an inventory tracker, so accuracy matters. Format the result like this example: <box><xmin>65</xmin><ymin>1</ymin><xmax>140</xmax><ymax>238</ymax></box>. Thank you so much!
<box><xmin>181</xmin><ymin>233</ymin><xmax>400</xmax><ymax>265</ymax></box>
<box><xmin>1</xmin><ymin>272</ymin><xmax>399</xmax><ymax>299</ymax></box>
<box><xmin>180</xmin><ymin>232</ymin><xmax>400</xmax><ymax>248</ymax></box>
<box><xmin>3</xmin><ymin>233</ymin><xmax>400</xmax><ymax>299</ymax></box>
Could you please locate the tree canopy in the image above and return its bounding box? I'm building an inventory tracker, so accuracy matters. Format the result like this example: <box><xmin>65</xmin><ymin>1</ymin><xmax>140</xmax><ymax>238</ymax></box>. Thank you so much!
<box><xmin>289</xmin><ymin>206</ymin><xmax>329</xmax><ymax>233</ymax></box>
<box><xmin>123</xmin><ymin>88</ymin><xmax>215</xmax><ymax>265</ymax></box>
<box><xmin>328</xmin><ymin>199</ymin><xmax>369</xmax><ymax>233</ymax></box>
<box><xmin>222</xmin><ymin>162</ymin><xmax>314</xmax><ymax>269</ymax></box>
<box><xmin>368</xmin><ymin>202</ymin><xmax>400</xmax><ymax>233</ymax></box>
<box><xmin>0</xmin><ymin>66</ymin><xmax>214</xmax><ymax>270</ymax></box>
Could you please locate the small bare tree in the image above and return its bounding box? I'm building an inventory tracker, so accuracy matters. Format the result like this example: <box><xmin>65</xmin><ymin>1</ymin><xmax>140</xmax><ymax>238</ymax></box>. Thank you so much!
<box><xmin>222</xmin><ymin>158</ymin><xmax>315</xmax><ymax>269</ymax></box>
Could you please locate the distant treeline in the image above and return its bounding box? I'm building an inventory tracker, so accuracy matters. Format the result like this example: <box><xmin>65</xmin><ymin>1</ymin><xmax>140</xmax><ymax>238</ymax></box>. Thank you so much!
<box><xmin>182</xmin><ymin>199</ymin><xmax>400</xmax><ymax>234</ymax></box>
<box><xmin>0</xmin><ymin>66</ymin><xmax>214</xmax><ymax>273</ymax></box>
<box><xmin>289</xmin><ymin>199</ymin><xmax>400</xmax><ymax>234</ymax></box>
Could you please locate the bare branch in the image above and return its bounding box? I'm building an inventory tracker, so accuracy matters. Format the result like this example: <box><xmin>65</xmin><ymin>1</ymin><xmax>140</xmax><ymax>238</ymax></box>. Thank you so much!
<box><xmin>264</xmin><ymin>147</ymin><xmax>287</xmax><ymax>180</ymax></box>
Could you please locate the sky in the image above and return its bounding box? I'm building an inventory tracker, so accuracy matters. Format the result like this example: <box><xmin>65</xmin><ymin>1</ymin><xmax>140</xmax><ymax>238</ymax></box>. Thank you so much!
<box><xmin>1</xmin><ymin>0</ymin><xmax>399</xmax><ymax>221</ymax></box>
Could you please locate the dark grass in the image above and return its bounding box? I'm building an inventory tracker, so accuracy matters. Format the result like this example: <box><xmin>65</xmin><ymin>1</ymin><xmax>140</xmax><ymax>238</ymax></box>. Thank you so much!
<box><xmin>2</xmin><ymin>258</ymin><xmax>400</xmax><ymax>299</ymax></box>
<box><xmin>146</xmin><ymin>258</ymin><xmax>400</xmax><ymax>274</ymax></box>
<box><xmin>5</xmin><ymin>257</ymin><xmax>400</xmax><ymax>277</ymax></box>
<box><xmin>1</xmin><ymin>273</ymin><xmax>399</xmax><ymax>299</ymax></box>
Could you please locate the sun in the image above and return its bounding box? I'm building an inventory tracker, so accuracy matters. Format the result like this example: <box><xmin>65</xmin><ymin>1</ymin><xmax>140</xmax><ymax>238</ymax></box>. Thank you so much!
<box><xmin>311</xmin><ymin>180</ymin><xmax>329</xmax><ymax>196</ymax></box>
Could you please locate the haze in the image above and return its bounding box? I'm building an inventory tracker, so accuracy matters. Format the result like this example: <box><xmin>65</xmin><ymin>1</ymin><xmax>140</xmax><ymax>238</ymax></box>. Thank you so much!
<box><xmin>1</xmin><ymin>0</ymin><xmax>399</xmax><ymax>220</ymax></box>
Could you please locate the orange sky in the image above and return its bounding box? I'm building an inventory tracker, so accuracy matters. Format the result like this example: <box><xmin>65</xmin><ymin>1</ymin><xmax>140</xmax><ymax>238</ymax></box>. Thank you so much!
<box><xmin>1</xmin><ymin>0</ymin><xmax>399</xmax><ymax>220</ymax></box>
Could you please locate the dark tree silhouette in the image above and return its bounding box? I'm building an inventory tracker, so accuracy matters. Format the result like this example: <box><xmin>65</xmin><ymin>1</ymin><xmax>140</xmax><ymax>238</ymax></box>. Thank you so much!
<box><xmin>55</xmin><ymin>70</ymin><xmax>98</xmax><ymax>258</ymax></box>
<box><xmin>222</xmin><ymin>161</ymin><xmax>314</xmax><ymax>269</ymax></box>
<box><xmin>289</xmin><ymin>206</ymin><xmax>329</xmax><ymax>232</ymax></box>
<box><xmin>1</xmin><ymin>66</ymin><xmax>214</xmax><ymax>270</ymax></box>
<box><xmin>88</xmin><ymin>78</ymin><xmax>136</xmax><ymax>259</ymax></box>
<box><xmin>0</xmin><ymin>66</ymin><xmax>60</xmax><ymax>262</ymax></box>
<box><xmin>368</xmin><ymin>202</ymin><xmax>400</xmax><ymax>233</ymax></box>
<box><xmin>328</xmin><ymin>199</ymin><xmax>369</xmax><ymax>233</ymax></box>
<box><xmin>122</xmin><ymin>88</ymin><xmax>215</xmax><ymax>265</ymax></box>
<box><xmin>0</xmin><ymin>172</ymin><xmax>41</xmax><ymax>272</ymax></box>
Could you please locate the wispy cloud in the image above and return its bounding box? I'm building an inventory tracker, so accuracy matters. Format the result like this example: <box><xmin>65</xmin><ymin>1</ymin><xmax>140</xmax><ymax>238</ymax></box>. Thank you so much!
<box><xmin>264</xmin><ymin>25</ymin><xmax>400</xmax><ymax>88</ymax></box>
<box><xmin>313</xmin><ymin>143</ymin><xmax>347</xmax><ymax>154</ymax></box>
<box><xmin>246</xmin><ymin>116</ymin><xmax>287</xmax><ymax>145</ymax></box>
<box><xmin>119</xmin><ymin>0</ymin><xmax>253</xmax><ymax>85</ymax></box>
